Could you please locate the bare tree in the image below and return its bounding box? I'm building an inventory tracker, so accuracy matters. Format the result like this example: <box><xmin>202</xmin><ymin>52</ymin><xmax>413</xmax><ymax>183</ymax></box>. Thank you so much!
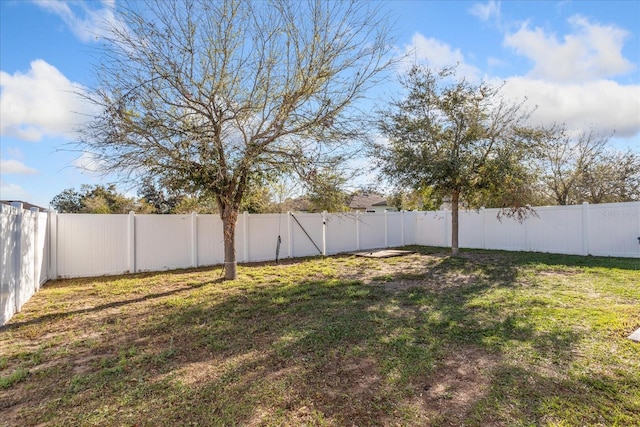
<box><xmin>536</xmin><ymin>126</ymin><xmax>608</xmax><ymax>205</ymax></box>
<box><xmin>536</xmin><ymin>126</ymin><xmax>639</xmax><ymax>205</ymax></box>
<box><xmin>575</xmin><ymin>149</ymin><xmax>640</xmax><ymax>203</ymax></box>
<box><xmin>80</xmin><ymin>0</ymin><xmax>394</xmax><ymax>279</ymax></box>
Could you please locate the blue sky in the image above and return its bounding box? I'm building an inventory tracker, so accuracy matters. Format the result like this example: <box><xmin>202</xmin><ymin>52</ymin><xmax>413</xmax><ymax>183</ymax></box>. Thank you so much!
<box><xmin>1</xmin><ymin>0</ymin><xmax>639</xmax><ymax>208</ymax></box>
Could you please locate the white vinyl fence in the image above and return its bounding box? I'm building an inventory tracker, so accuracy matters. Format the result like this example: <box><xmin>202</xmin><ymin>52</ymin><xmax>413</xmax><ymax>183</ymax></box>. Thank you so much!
<box><xmin>1</xmin><ymin>203</ymin><xmax>49</xmax><ymax>326</ymax></box>
<box><xmin>51</xmin><ymin>210</ymin><xmax>419</xmax><ymax>279</ymax></box>
<box><xmin>1</xmin><ymin>201</ymin><xmax>639</xmax><ymax>326</ymax></box>
<box><xmin>414</xmin><ymin>202</ymin><xmax>640</xmax><ymax>258</ymax></box>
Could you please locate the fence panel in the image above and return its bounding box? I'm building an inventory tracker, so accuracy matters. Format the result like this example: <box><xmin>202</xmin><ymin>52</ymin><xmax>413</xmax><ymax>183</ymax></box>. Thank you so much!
<box><xmin>525</xmin><ymin>206</ymin><xmax>583</xmax><ymax>255</ymax></box>
<box><xmin>135</xmin><ymin>215</ymin><xmax>192</xmax><ymax>272</ymax></box>
<box><xmin>57</xmin><ymin>214</ymin><xmax>129</xmax><ymax>278</ymax></box>
<box><xmin>196</xmin><ymin>215</ymin><xmax>224</xmax><ymax>267</ymax></box>
<box><xmin>247</xmin><ymin>213</ymin><xmax>285</xmax><ymax>262</ymax></box>
<box><xmin>0</xmin><ymin>205</ymin><xmax>50</xmax><ymax>326</ymax></box>
<box><xmin>17</xmin><ymin>211</ymin><xmax>35</xmax><ymax>311</ymax></box>
<box><xmin>415</xmin><ymin>211</ymin><xmax>448</xmax><ymax>247</ymax></box>
<box><xmin>325</xmin><ymin>214</ymin><xmax>358</xmax><ymax>255</ymax></box>
<box><xmin>290</xmin><ymin>213</ymin><xmax>324</xmax><ymax>257</ymax></box>
<box><xmin>587</xmin><ymin>202</ymin><xmax>640</xmax><ymax>257</ymax></box>
<box><xmin>483</xmin><ymin>210</ymin><xmax>527</xmax><ymax>251</ymax></box>
<box><xmin>402</xmin><ymin>211</ymin><xmax>418</xmax><ymax>246</ymax></box>
<box><xmin>1</xmin><ymin>205</ymin><xmax>18</xmax><ymax>325</ymax></box>
<box><xmin>36</xmin><ymin>212</ymin><xmax>49</xmax><ymax>287</ymax></box>
<box><xmin>386</xmin><ymin>212</ymin><xmax>403</xmax><ymax>248</ymax></box>
<box><xmin>358</xmin><ymin>213</ymin><xmax>386</xmax><ymax>250</ymax></box>
<box><xmin>458</xmin><ymin>210</ymin><xmax>485</xmax><ymax>249</ymax></box>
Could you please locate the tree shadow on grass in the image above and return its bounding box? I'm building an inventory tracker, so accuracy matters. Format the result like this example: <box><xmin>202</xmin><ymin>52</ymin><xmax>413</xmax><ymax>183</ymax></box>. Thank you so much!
<box><xmin>405</xmin><ymin>244</ymin><xmax>640</xmax><ymax>271</ymax></box>
<box><xmin>468</xmin><ymin>363</ymin><xmax>640</xmax><ymax>426</ymax></box>
<box><xmin>2</xmin><ymin>253</ymin><xmax>638</xmax><ymax>426</ymax></box>
<box><xmin>0</xmin><ymin>276</ymin><xmax>223</xmax><ymax>332</ymax></box>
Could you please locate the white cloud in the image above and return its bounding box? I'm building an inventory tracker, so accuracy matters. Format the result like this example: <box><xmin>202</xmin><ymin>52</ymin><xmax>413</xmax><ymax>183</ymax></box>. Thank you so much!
<box><xmin>469</xmin><ymin>1</ymin><xmax>501</xmax><ymax>24</ymax></box>
<box><xmin>401</xmin><ymin>33</ymin><xmax>481</xmax><ymax>81</ymax></box>
<box><xmin>504</xmin><ymin>15</ymin><xmax>634</xmax><ymax>82</ymax></box>
<box><xmin>0</xmin><ymin>59</ymin><xmax>91</xmax><ymax>141</ymax></box>
<box><xmin>5</xmin><ymin>147</ymin><xmax>24</xmax><ymax>161</ymax></box>
<box><xmin>33</xmin><ymin>0</ymin><xmax>118</xmax><ymax>43</ymax></box>
<box><xmin>0</xmin><ymin>182</ymin><xmax>29</xmax><ymax>200</ymax></box>
<box><xmin>0</xmin><ymin>159</ymin><xmax>38</xmax><ymax>175</ymax></box>
<box><xmin>73</xmin><ymin>151</ymin><xmax>102</xmax><ymax>173</ymax></box>
<box><xmin>501</xmin><ymin>77</ymin><xmax>640</xmax><ymax>138</ymax></box>
<box><xmin>495</xmin><ymin>13</ymin><xmax>639</xmax><ymax>141</ymax></box>
<box><xmin>487</xmin><ymin>56</ymin><xmax>507</xmax><ymax>69</ymax></box>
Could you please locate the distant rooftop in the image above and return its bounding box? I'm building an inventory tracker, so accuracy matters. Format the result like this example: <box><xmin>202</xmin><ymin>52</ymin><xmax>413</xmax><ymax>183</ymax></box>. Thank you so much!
<box><xmin>348</xmin><ymin>193</ymin><xmax>389</xmax><ymax>210</ymax></box>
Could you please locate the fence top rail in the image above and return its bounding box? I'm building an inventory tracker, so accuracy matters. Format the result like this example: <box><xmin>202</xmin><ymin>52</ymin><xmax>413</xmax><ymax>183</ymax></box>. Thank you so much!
<box><xmin>44</xmin><ymin>201</ymin><xmax>638</xmax><ymax>219</ymax></box>
<box><xmin>0</xmin><ymin>203</ymin><xmax>45</xmax><ymax>217</ymax></box>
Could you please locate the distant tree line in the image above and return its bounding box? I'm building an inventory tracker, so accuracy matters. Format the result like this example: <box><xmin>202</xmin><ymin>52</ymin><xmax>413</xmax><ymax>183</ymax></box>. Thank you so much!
<box><xmin>51</xmin><ymin>177</ymin><xmax>358</xmax><ymax>215</ymax></box>
<box><xmin>385</xmin><ymin>127</ymin><xmax>640</xmax><ymax>211</ymax></box>
<box><xmin>50</xmin><ymin>184</ymin><xmax>152</xmax><ymax>214</ymax></box>
<box><xmin>53</xmin><ymin>136</ymin><xmax>639</xmax><ymax>216</ymax></box>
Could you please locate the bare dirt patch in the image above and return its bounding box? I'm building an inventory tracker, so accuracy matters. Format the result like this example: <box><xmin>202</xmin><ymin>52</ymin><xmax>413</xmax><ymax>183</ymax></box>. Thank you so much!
<box><xmin>337</xmin><ymin>252</ymin><xmax>450</xmax><ymax>284</ymax></box>
<box><xmin>350</xmin><ymin>249</ymin><xmax>414</xmax><ymax>258</ymax></box>
<box><xmin>419</xmin><ymin>346</ymin><xmax>501</xmax><ymax>423</ymax></box>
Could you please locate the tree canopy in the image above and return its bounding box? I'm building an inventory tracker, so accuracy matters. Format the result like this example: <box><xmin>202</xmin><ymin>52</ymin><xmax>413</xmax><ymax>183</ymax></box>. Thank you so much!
<box><xmin>374</xmin><ymin>64</ymin><xmax>539</xmax><ymax>255</ymax></box>
<box><xmin>51</xmin><ymin>184</ymin><xmax>152</xmax><ymax>214</ymax></box>
<box><xmin>387</xmin><ymin>187</ymin><xmax>441</xmax><ymax>212</ymax></box>
<box><xmin>80</xmin><ymin>0</ymin><xmax>394</xmax><ymax>279</ymax></box>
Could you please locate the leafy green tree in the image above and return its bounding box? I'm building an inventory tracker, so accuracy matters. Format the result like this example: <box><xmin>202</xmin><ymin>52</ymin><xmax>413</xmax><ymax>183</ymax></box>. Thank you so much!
<box><xmin>51</xmin><ymin>184</ymin><xmax>151</xmax><ymax>213</ymax></box>
<box><xmin>138</xmin><ymin>178</ymin><xmax>185</xmax><ymax>214</ymax></box>
<box><xmin>374</xmin><ymin>65</ymin><xmax>538</xmax><ymax>255</ymax></box>
<box><xmin>171</xmin><ymin>195</ymin><xmax>218</xmax><ymax>214</ymax></box>
<box><xmin>306</xmin><ymin>169</ymin><xmax>349</xmax><ymax>213</ymax></box>
<box><xmin>388</xmin><ymin>187</ymin><xmax>440</xmax><ymax>211</ymax></box>
<box><xmin>79</xmin><ymin>0</ymin><xmax>393</xmax><ymax>279</ymax></box>
<box><xmin>139</xmin><ymin>176</ymin><xmax>277</xmax><ymax>214</ymax></box>
<box><xmin>239</xmin><ymin>181</ymin><xmax>277</xmax><ymax>214</ymax></box>
<box><xmin>50</xmin><ymin>188</ymin><xmax>84</xmax><ymax>213</ymax></box>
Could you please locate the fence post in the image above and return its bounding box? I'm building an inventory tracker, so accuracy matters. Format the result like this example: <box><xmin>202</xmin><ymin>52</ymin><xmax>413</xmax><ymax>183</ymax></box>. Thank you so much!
<box><xmin>10</xmin><ymin>203</ymin><xmax>23</xmax><ymax>313</ymax></box>
<box><xmin>49</xmin><ymin>210</ymin><xmax>57</xmax><ymax>280</ymax></box>
<box><xmin>128</xmin><ymin>211</ymin><xmax>135</xmax><ymax>273</ymax></box>
<box><xmin>30</xmin><ymin>208</ymin><xmax>39</xmax><ymax>291</ymax></box>
<box><xmin>480</xmin><ymin>207</ymin><xmax>486</xmax><ymax>250</ymax></box>
<box><xmin>384</xmin><ymin>210</ymin><xmax>389</xmax><ymax>248</ymax></box>
<box><xmin>524</xmin><ymin>208</ymin><xmax>530</xmax><ymax>252</ymax></box>
<box><xmin>415</xmin><ymin>211</ymin><xmax>420</xmax><ymax>245</ymax></box>
<box><xmin>191</xmin><ymin>212</ymin><xmax>198</xmax><ymax>268</ymax></box>
<box><xmin>322</xmin><ymin>211</ymin><xmax>327</xmax><ymax>256</ymax></box>
<box><xmin>243</xmin><ymin>211</ymin><xmax>249</xmax><ymax>262</ymax></box>
<box><xmin>582</xmin><ymin>202</ymin><xmax>590</xmax><ymax>255</ymax></box>
<box><xmin>356</xmin><ymin>211</ymin><xmax>360</xmax><ymax>250</ymax></box>
<box><xmin>443</xmin><ymin>209</ymin><xmax>449</xmax><ymax>248</ymax></box>
<box><xmin>400</xmin><ymin>211</ymin><xmax>405</xmax><ymax>247</ymax></box>
<box><xmin>287</xmin><ymin>212</ymin><xmax>293</xmax><ymax>258</ymax></box>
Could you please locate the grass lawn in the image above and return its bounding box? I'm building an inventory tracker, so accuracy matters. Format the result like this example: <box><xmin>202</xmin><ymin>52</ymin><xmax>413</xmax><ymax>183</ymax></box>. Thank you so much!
<box><xmin>1</xmin><ymin>246</ymin><xmax>639</xmax><ymax>426</ymax></box>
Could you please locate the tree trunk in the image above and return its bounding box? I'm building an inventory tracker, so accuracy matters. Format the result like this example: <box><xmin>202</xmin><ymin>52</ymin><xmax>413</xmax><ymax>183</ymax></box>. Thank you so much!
<box><xmin>451</xmin><ymin>189</ymin><xmax>460</xmax><ymax>256</ymax></box>
<box><xmin>220</xmin><ymin>206</ymin><xmax>239</xmax><ymax>280</ymax></box>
